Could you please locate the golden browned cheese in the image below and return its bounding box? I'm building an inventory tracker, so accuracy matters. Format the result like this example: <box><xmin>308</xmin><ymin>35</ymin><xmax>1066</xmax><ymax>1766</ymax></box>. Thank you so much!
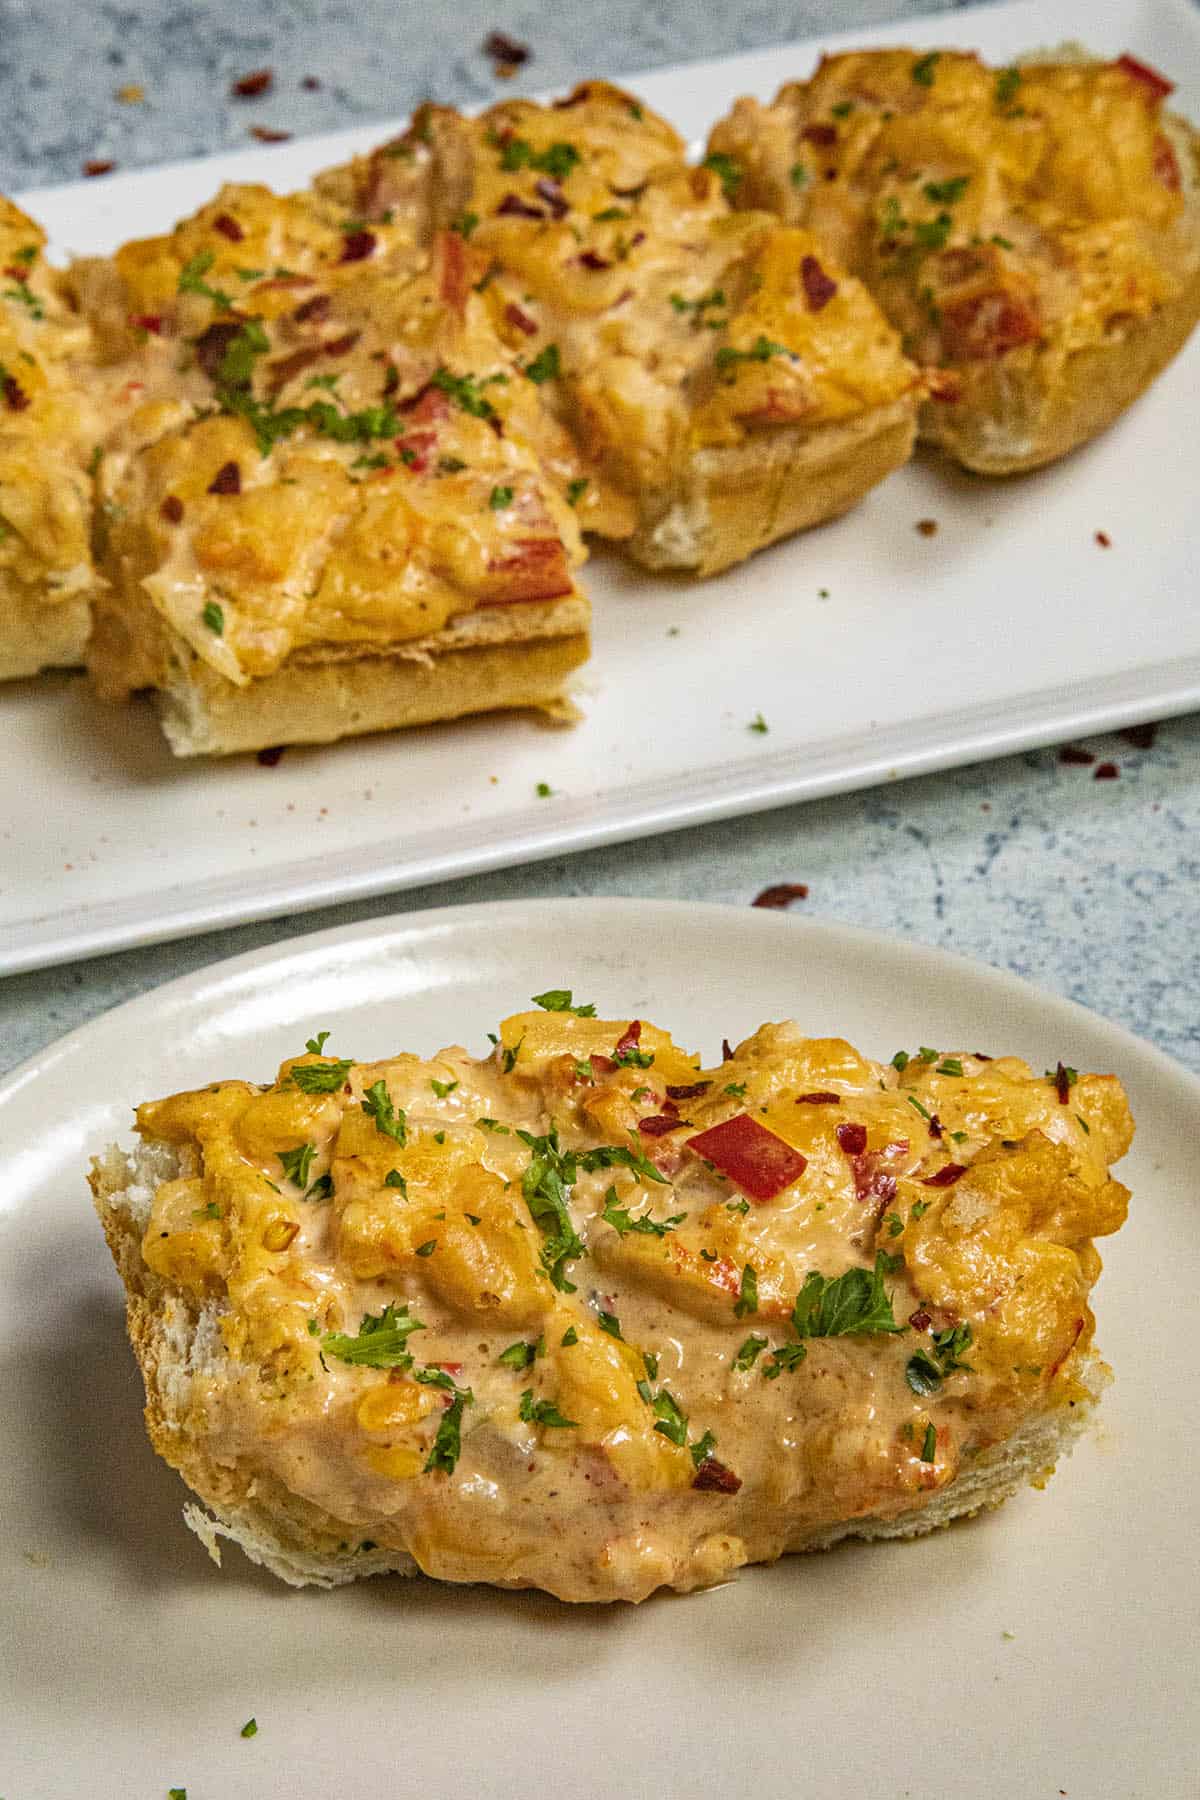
<box><xmin>707</xmin><ymin>50</ymin><xmax>1197</xmax><ymax>373</ymax></box>
<box><xmin>0</xmin><ymin>198</ymin><xmax>102</xmax><ymax>619</ymax></box>
<box><xmin>318</xmin><ymin>82</ymin><xmax>919</xmax><ymax>515</ymax></box>
<box><xmin>131</xmin><ymin>1007</ymin><xmax>1131</xmax><ymax>1601</ymax></box>
<box><xmin>70</xmin><ymin>184</ymin><xmax>589</xmax><ymax>693</ymax></box>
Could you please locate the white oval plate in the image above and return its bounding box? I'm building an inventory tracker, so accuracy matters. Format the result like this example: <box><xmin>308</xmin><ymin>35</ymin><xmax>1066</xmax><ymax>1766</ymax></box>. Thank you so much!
<box><xmin>1</xmin><ymin>899</ymin><xmax>1195</xmax><ymax>1798</ymax></box>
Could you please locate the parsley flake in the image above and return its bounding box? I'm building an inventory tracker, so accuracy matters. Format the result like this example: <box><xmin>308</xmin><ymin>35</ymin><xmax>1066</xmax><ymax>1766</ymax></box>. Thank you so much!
<box><xmin>425</xmin><ymin>1387</ymin><xmax>472</xmax><ymax>1473</ymax></box>
<box><xmin>488</xmin><ymin>484</ymin><xmax>513</xmax><ymax>510</ymax></box>
<box><xmin>362</xmin><ymin>1078</ymin><xmax>407</xmax><ymax>1145</ymax></box>
<box><xmin>289</xmin><ymin>1057</ymin><xmax>354</xmax><ymax>1093</ymax></box>
<box><xmin>278</xmin><ymin>1143</ymin><xmax>316</xmax><ymax>1187</ymax></box>
<box><xmin>201</xmin><ymin>600</ymin><xmax>224</xmax><ymax>635</ymax></box>
<box><xmin>531</xmin><ymin>988</ymin><xmax>597</xmax><ymax>1016</ymax></box>
<box><xmin>911</xmin><ymin>51</ymin><xmax>941</xmax><ymax>86</ymax></box>
<box><xmin>430</xmin><ymin>1076</ymin><xmax>459</xmax><ymax>1098</ymax></box>
<box><xmin>323</xmin><ymin>1302</ymin><xmax>424</xmax><ymax>1368</ymax></box>
<box><xmin>178</xmin><ymin>250</ymin><xmax>233</xmax><ymax>310</ymax></box>
<box><xmin>733</xmin><ymin>1264</ymin><xmax>759</xmax><ymax>1318</ymax></box>
<box><xmin>702</xmin><ymin>151</ymin><xmax>743</xmax><ymax>198</ymax></box>
<box><xmin>734</xmin><ymin>1334</ymin><xmax>768</xmax><ymax>1371</ymax></box>
<box><xmin>518</xmin><ymin>1389</ymin><xmax>578</xmax><ymax>1427</ymax></box>
<box><xmin>523</xmin><ymin>343</ymin><xmax>561</xmax><ymax>384</ymax></box>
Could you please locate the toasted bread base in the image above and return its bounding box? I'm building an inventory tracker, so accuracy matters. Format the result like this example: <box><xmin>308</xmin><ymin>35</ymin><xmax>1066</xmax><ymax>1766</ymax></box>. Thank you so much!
<box><xmin>922</xmin><ymin>257</ymin><xmax>1200</xmax><ymax>475</ymax></box>
<box><xmin>0</xmin><ymin>582</ymin><xmax>91</xmax><ymax>682</ymax></box>
<box><xmin>626</xmin><ymin>397</ymin><xmax>918</xmax><ymax>576</ymax></box>
<box><xmin>92</xmin><ymin>1137</ymin><xmax>1109</xmax><ymax>1600</ymax></box>
<box><xmin>88</xmin><ymin>588</ymin><xmax>590</xmax><ymax>756</ymax></box>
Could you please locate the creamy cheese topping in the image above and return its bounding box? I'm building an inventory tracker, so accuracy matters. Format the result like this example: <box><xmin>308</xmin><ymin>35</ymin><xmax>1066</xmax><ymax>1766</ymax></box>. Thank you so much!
<box><xmin>135</xmin><ymin>1003</ymin><xmax>1131</xmax><ymax>1601</ymax></box>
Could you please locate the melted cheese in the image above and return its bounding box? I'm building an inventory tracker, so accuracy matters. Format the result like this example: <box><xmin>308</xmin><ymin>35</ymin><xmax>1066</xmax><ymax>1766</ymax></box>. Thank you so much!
<box><xmin>136</xmin><ymin>1008</ymin><xmax>1132</xmax><ymax>1601</ymax></box>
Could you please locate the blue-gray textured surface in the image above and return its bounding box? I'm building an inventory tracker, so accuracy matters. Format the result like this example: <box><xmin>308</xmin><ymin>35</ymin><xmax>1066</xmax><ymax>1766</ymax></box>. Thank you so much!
<box><xmin>1</xmin><ymin>0</ymin><xmax>1197</xmax><ymax>1077</ymax></box>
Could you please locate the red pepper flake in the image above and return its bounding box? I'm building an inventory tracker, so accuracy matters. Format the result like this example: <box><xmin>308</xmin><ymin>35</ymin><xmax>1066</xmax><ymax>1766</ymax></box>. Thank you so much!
<box><xmin>535</xmin><ymin>178</ymin><xmax>568</xmax><ymax>219</ymax></box>
<box><xmin>82</xmin><ymin>158</ymin><xmax>116</xmax><ymax>177</ymax></box>
<box><xmin>160</xmin><ymin>494</ymin><xmax>185</xmax><ymax>524</ymax></box>
<box><xmin>504</xmin><ymin>301</ymin><xmax>538</xmax><ymax>336</ymax></box>
<box><xmin>1094</xmin><ymin>529</ymin><xmax>1111</xmax><ymax>548</ymax></box>
<box><xmin>483</xmin><ymin>29</ymin><xmax>530</xmax><ymax>67</ymax></box>
<box><xmin>638</xmin><ymin>1114</ymin><xmax>688</xmax><ymax>1137</ymax></box>
<box><xmin>293</xmin><ymin>293</ymin><xmax>331</xmax><ymax>324</ymax></box>
<box><xmin>129</xmin><ymin>313</ymin><xmax>165</xmax><ymax>335</ymax></box>
<box><xmin>1094</xmin><ymin>761</ymin><xmax>1120</xmax><ymax>781</ymax></box>
<box><xmin>836</xmin><ymin>1121</ymin><xmax>868</xmax><ymax>1157</ymax></box>
<box><xmin>796</xmin><ymin>1091</ymin><xmax>840</xmax><ymax>1105</ymax></box>
<box><xmin>1120</xmin><ymin>722</ymin><xmax>1157</xmax><ymax>750</ymax></box>
<box><xmin>497</xmin><ymin>193</ymin><xmax>545</xmax><ymax>219</ymax></box>
<box><xmin>2</xmin><ymin>374</ymin><xmax>30</xmax><ymax>411</ymax></box>
<box><xmin>578</xmin><ymin>249</ymin><xmax>612</xmax><ymax>270</ymax></box>
<box><xmin>916</xmin><ymin>518</ymin><xmax>938</xmax><ymax>537</ymax></box>
<box><xmin>207</xmin><ymin>460</ymin><xmax>241</xmax><ymax>496</ymax></box>
<box><xmin>800</xmin><ymin>253</ymin><xmax>837</xmax><ymax>311</ymax></box>
<box><xmin>687</xmin><ymin>1114</ymin><xmax>807</xmax><ymax>1202</ymax></box>
<box><xmin>249</xmin><ymin>125</ymin><xmax>291</xmax><ymax>143</ymax></box>
<box><xmin>909</xmin><ymin>1309</ymin><xmax>932</xmax><ymax>1331</ymax></box>
<box><xmin>1051</xmin><ymin>1060</ymin><xmax>1072</xmax><ymax>1105</ymax></box>
<box><xmin>802</xmin><ymin>122</ymin><xmax>837</xmax><ymax>146</ymax></box>
<box><xmin>213</xmin><ymin>212</ymin><xmax>245</xmax><ymax>242</ymax></box>
<box><xmin>666</xmin><ymin>1081</ymin><xmax>710</xmax><ymax>1102</ymax></box>
<box><xmin>231</xmin><ymin>68</ymin><xmax>273</xmax><ymax>99</ymax></box>
<box><xmin>613</xmin><ymin>1020</ymin><xmax>642</xmax><ymax>1058</ymax></box>
<box><xmin>301</xmin><ymin>75</ymin><xmax>322</xmax><ymax>91</ymax></box>
<box><xmin>339</xmin><ymin>230</ymin><xmax>376</xmax><ymax>263</ymax></box>
<box><xmin>1115</xmin><ymin>52</ymin><xmax>1174</xmax><ymax>100</ymax></box>
<box><xmin>1058</xmin><ymin>744</ymin><xmax>1095</xmax><ymax>766</ymax></box>
<box><xmin>921</xmin><ymin>1162</ymin><xmax>966</xmax><ymax>1188</ymax></box>
<box><xmin>693</xmin><ymin>1458</ymin><xmax>742</xmax><ymax>1494</ymax></box>
<box><xmin>257</xmin><ymin>745</ymin><xmax>286</xmax><ymax>767</ymax></box>
<box><xmin>751</xmin><ymin>883</ymin><xmax>809</xmax><ymax>909</ymax></box>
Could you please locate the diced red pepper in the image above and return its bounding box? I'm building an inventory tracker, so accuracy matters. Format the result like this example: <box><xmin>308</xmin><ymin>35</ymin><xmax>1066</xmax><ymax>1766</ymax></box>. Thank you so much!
<box><xmin>921</xmin><ymin>1162</ymin><xmax>966</xmax><ymax>1188</ymax></box>
<box><xmin>687</xmin><ymin>1113</ymin><xmax>807</xmax><ymax>1202</ymax></box>
<box><xmin>1116</xmin><ymin>53</ymin><xmax>1174</xmax><ymax>101</ymax></box>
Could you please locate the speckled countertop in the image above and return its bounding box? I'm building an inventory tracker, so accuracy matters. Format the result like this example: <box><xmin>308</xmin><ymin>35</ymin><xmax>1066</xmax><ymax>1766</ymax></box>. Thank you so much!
<box><xmin>2</xmin><ymin>0</ymin><xmax>1198</xmax><ymax>1078</ymax></box>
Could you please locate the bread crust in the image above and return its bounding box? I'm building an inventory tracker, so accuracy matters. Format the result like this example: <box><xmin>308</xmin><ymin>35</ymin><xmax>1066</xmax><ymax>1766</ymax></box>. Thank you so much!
<box><xmin>0</xmin><ymin>580</ymin><xmax>91</xmax><ymax>680</ymax></box>
<box><xmin>628</xmin><ymin>397</ymin><xmax>917</xmax><ymax>575</ymax></box>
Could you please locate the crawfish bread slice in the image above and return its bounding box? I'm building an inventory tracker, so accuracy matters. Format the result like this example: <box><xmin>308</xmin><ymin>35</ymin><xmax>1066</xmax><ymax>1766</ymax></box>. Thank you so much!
<box><xmin>69</xmin><ymin>185</ymin><xmax>589</xmax><ymax>754</ymax></box>
<box><xmin>92</xmin><ymin>1000</ymin><xmax>1132</xmax><ymax>1602</ymax></box>
<box><xmin>0</xmin><ymin>197</ymin><xmax>104</xmax><ymax>680</ymax></box>
<box><xmin>318</xmin><ymin>82</ymin><xmax>921</xmax><ymax>575</ymax></box>
<box><xmin>707</xmin><ymin>48</ymin><xmax>1200</xmax><ymax>473</ymax></box>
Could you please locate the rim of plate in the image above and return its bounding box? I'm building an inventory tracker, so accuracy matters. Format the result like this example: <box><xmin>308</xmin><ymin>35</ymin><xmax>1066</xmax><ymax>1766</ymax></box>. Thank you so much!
<box><xmin>3</xmin><ymin>897</ymin><xmax>1197</xmax><ymax>1122</ymax></box>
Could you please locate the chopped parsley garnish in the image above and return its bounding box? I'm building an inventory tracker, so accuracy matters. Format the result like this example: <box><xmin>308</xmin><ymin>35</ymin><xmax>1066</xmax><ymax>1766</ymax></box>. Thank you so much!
<box><xmin>305</xmin><ymin>1173</ymin><xmax>334</xmax><ymax>1202</ymax></box>
<box><xmin>451</xmin><ymin>209</ymin><xmax>479</xmax><ymax>238</ymax></box>
<box><xmin>499</xmin><ymin>137</ymin><xmax>580</xmax><ymax>181</ymax></box>
<box><xmin>831</xmin><ymin>100</ymin><xmax>854</xmax><ymax>117</ymax></box>
<box><xmin>789</xmin><ymin>161</ymin><xmax>810</xmax><ymax>188</ymax></box>
<box><xmin>891</xmin><ymin>1050</ymin><xmax>910</xmax><ymax>1071</ymax></box>
<box><xmin>523</xmin><ymin>342</ymin><xmax>561</xmax><ymax>384</ymax></box>
<box><xmin>498</xmin><ymin>1339</ymin><xmax>540</xmax><ymax>1369</ymax></box>
<box><xmin>702</xmin><ymin>151</ymin><xmax>743</xmax><ymax>199</ymax></box>
<box><xmin>923</xmin><ymin>176</ymin><xmax>969</xmax><ymax>206</ymax></box>
<box><xmin>3</xmin><ymin>278</ymin><xmax>44</xmax><ymax>318</ymax></box>
<box><xmin>516</xmin><ymin>1124</ymin><xmax>586</xmax><ymax>1291</ymax></box>
<box><xmin>430</xmin><ymin>365</ymin><xmax>500</xmax><ymax>420</ymax></box>
<box><xmin>734</xmin><ymin>1334</ymin><xmax>768</xmax><ymax>1370</ymax></box>
<box><xmin>178</xmin><ymin>250</ymin><xmax>233</xmax><ymax>311</ymax></box>
<box><xmin>601</xmin><ymin>1186</ymin><xmax>685</xmax><ymax>1237</ymax></box>
<box><xmin>906</xmin><ymin>1322</ymin><xmax>974</xmax><ymax>1396</ymax></box>
<box><xmin>748</xmin><ymin>713</ymin><xmax>769</xmax><ymax>734</ymax></box>
<box><xmin>792</xmin><ymin>1252</ymin><xmax>905</xmax><ymax>1339</ymax></box>
<box><xmin>501</xmin><ymin>1034</ymin><xmax>524</xmax><ymax>1070</ymax></box>
<box><xmin>733</xmin><ymin>1264</ymin><xmax>759</xmax><ymax>1318</ymax></box>
<box><xmin>518</xmin><ymin>1389</ymin><xmax>579</xmax><ymax>1427</ymax></box>
<box><xmin>670</xmin><ymin>287</ymin><xmax>726</xmax><ymax>317</ymax></box>
<box><xmin>576</xmin><ymin>1140</ymin><xmax>668</xmax><ymax>1184</ymax></box>
<box><xmin>322</xmin><ymin>1301</ymin><xmax>424</xmax><ymax>1368</ymax></box>
<box><xmin>488</xmin><ymin>484</ymin><xmax>513</xmax><ymax>510</ymax></box>
<box><xmin>597</xmin><ymin>1309</ymin><xmax>623</xmax><ymax>1339</ymax></box>
<box><xmin>613</xmin><ymin>1043</ymin><xmax>654</xmax><ymax>1069</ymax></box>
<box><xmin>593</xmin><ymin>206</ymin><xmax>629</xmax><ymax>223</ymax></box>
<box><xmin>415</xmin><ymin>1239</ymin><xmax>437</xmax><ymax>1257</ymax></box>
<box><xmin>913</xmin><ymin>211</ymin><xmax>952</xmax><ymax>251</ymax></box>
<box><xmin>566</xmin><ymin>477</ymin><xmax>588</xmax><ymax>505</ymax></box>
<box><xmin>362</xmin><ymin>1078</ymin><xmax>407</xmax><ymax>1145</ymax></box>
<box><xmin>289</xmin><ymin>1057</ymin><xmax>354</xmax><ymax>1093</ymax></box>
<box><xmin>935</xmin><ymin>1058</ymin><xmax>964</xmax><ymax>1077</ymax></box>
<box><xmin>763</xmin><ymin>1342</ymin><xmax>809</xmax><ymax>1379</ymax></box>
<box><xmin>920</xmin><ymin>1420</ymin><xmax>937</xmax><ymax>1462</ymax></box>
<box><xmin>715</xmin><ymin>336</ymin><xmax>791</xmax><ymax>377</ymax></box>
<box><xmin>197</xmin><ymin>598</ymin><xmax>226</xmax><ymax>638</ymax></box>
<box><xmin>911</xmin><ymin>51</ymin><xmax>941</xmax><ymax>86</ymax></box>
<box><xmin>910</xmin><ymin>1199</ymin><xmax>929</xmax><ymax>1221</ymax></box>
<box><xmin>994</xmin><ymin>67</ymin><xmax>1021</xmax><ymax>106</ymax></box>
<box><xmin>240</xmin><ymin>1718</ymin><xmax>258</xmax><ymax>1739</ymax></box>
<box><xmin>425</xmin><ymin>1386</ymin><xmax>472</xmax><ymax>1473</ymax></box>
<box><xmin>724</xmin><ymin>1082</ymin><xmax>747</xmax><ymax>1099</ymax></box>
<box><xmin>690</xmin><ymin>1430</ymin><xmax>718</xmax><ymax>1467</ymax></box>
<box><xmin>477</xmin><ymin>1116</ymin><xmax>510</xmax><ymax>1133</ymax></box>
<box><xmin>193</xmin><ymin>1200</ymin><xmax>222</xmax><ymax>1221</ymax></box>
<box><xmin>885</xmin><ymin>1212</ymin><xmax>904</xmax><ymax>1238</ymax></box>
<box><xmin>649</xmin><ymin>1387</ymin><xmax>688</xmax><ymax>1446</ymax></box>
<box><xmin>531</xmin><ymin>988</ymin><xmax>597</xmax><ymax>1016</ymax></box>
<box><xmin>384</xmin><ymin>1169</ymin><xmax>407</xmax><ymax>1195</ymax></box>
<box><xmin>561</xmin><ymin>1326</ymin><xmax>578</xmax><ymax>1346</ymax></box>
<box><xmin>536</xmin><ymin>782</ymin><xmax>553</xmax><ymax>798</ymax></box>
<box><xmin>907</xmin><ymin>1094</ymin><xmax>932</xmax><ymax>1122</ymax></box>
<box><xmin>14</xmin><ymin>243</ymin><xmax>37</xmax><ymax>264</ymax></box>
<box><xmin>305</xmin><ymin>1032</ymin><xmax>331</xmax><ymax>1054</ymax></box>
<box><xmin>278</xmin><ymin>1143</ymin><xmax>316</xmax><ymax>1187</ymax></box>
<box><xmin>430</xmin><ymin>1076</ymin><xmax>458</xmax><ymax>1098</ymax></box>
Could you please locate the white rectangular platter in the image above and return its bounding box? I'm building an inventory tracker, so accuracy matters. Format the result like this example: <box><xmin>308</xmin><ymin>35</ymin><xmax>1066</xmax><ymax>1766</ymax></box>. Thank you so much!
<box><xmin>4</xmin><ymin>0</ymin><xmax>1199</xmax><ymax>977</ymax></box>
